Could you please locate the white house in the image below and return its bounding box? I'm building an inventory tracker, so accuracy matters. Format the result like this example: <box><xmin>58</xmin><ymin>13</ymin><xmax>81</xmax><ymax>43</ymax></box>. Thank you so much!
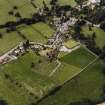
<box><xmin>89</xmin><ymin>0</ymin><xmax>100</xmax><ymax>4</ymax></box>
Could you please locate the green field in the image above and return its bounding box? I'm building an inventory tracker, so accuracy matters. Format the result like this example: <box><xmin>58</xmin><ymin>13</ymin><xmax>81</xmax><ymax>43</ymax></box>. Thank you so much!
<box><xmin>0</xmin><ymin>30</ymin><xmax>23</xmax><ymax>55</ymax></box>
<box><xmin>31</xmin><ymin>0</ymin><xmax>76</xmax><ymax>7</ymax></box>
<box><xmin>64</xmin><ymin>39</ymin><xmax>79</xmax><ymax>48</ymax></box>
<box><xmin>59</xmin><ymin>0</ymin><xmax>76</xmax><ymax>7</ymax></box>
<box><xmin>0</xmin><ymin>0</ymin><xmax>105</xmax><ymax>105</ymax></box>
<box><xmin>0</xmin><ymin>0</ymin><xmax>76</xmax><ymax>25</ymax></box>
<box><xmin>0</xmin><ymin>47</ymin><xmax>96</xmax><ymax>105</ymax></box>
<box><xmin>37</xmin><ymin>59</ymin><xmax>105</xmax><ymax>105</ymax></box>
<box><xmin>82</xmin><ymin>26</ymin><xmax>105</xmax><ymax>48</ymax></box>
<box><xmin>60</xmin><ymin>47</ymin><xmax>95</xmax><ymax>68</ymax></box>
<box><xmin>0</xmin><ymin>0</ymin><xmax>54</xmax><ymax>55</ymax></box>
<box><xmin>0</xmin><ymin>52</ymin><xmax>56</xmax><ymax>105</ymax></box>
<box><xmin>51</xmin><ymin>47</ymin><xmax>96</xmax><ymax>84</ymax></box>
<box><xmin>0</xmin><ymin>22</ymin><xmax>54</xmax><ymax>55</ymax></box>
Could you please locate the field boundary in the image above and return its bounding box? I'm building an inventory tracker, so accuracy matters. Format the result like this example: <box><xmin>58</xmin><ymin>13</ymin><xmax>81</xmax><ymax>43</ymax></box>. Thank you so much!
<box><xmin>61</xmin><ymin>56</ymin><xmax>99</xmax><ymax>86</ymax></box>
<box><xmin>49</xmin><ymin>60</ymin><xmax>61</xmax><ymax>77</ymax></box>
<box><xmin>82</xmin><ymin>45</ymin><xmax>98</xmax><ymax>57</ymax></box>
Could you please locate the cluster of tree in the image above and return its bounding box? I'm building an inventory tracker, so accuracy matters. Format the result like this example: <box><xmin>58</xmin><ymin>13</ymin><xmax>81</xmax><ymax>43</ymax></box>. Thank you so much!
<box><xmin>100</xmin><ymin>78</ymin><xmax>105</xmax><ymax>103</ymax></box>
<box><xmin>0</xmin><ymin>33</ymin><xmax>3</xmax><ymax>38</ymax></box>
<box><xmin>30</xmin><ymin>0</ymin><xmax>37</xmax><ymax>9</ymax></box>
<box><xmin>0</xmin><ymin>100</ymin><xmax>8</xmax><ymax>105</ymax></box>
<box><xmin>73</xmin><ymin>32</ymin><xmax>102</xmax><ymax>56</ymax></box>
<box><xmin>47</xmin><ymin>48</ymin><xmax>60</xmax><ymax>62</ymax></box>
<box><xmin>80</xmin><ymin>6</ymin><xmax>92</xmax><ymax>16</ymax></box>
<box><xmin>47</xmin><ymin>0</ymin><xmax>72</xmax><ymax>17</ymax></box>
<box><xmin>0</xmin><ymin>0</ymin><xmax>76</xmax><ymax>33</ymax></box>
<box><xmin>100</xmin><ymin>22</ymin><xmax>105</xmax><ymax>31</ymax></box>
<box><xmin>50</xmin><ymin>0</ymin><xmax>58</xmax><ymax>5</ymax></box>
<box><xmin>100</xmin><ymin>0</ymin><xmax>105</xmax><ymax>6</ymax></box>
<box><xmin>49</xmin><ymin>5</ymin><xmax>71</xmax><ymax>17</ymax></box>
<box><xmin>8</xmin><ymin>6</ymin><xmax>22</xmax><ymax>19</ymax></box>
<box><xmin>100</xmin><ymin>46</ymin><xmax>105</xmax><ymax>61</ymax></box>
<box><xmin>75</xmin><ymin>0</ymin><xmax>88</xmax><ymax>9</ymax></box>
<box><xmin>69</xmin><ymin>99</ymin><xmax>95</xmax><ymax>105</ymax></box>
<box><xmin>22</xmin><ymin>40</ymin><xmax>30</xmax><ymax>50</ymax></box>
<box><xmin>73</xmin><ymin>22</ymin><xmax>103</xmax><ymax>56</ymax></box>
<box><xmin>16</xmin><ymin>30</ymin><xmax>27</xmax><ymax>40</ymax></box>
<box><xmin>33</xmin><ymin>85</ymin><xmax>61</xmax><ymax>105</ymax></box>
<box><xmin>0</xmin><ymin>13</ymin><xmax>46</xmax><ymax>31</ymax></box>
<box><xmin>86</xmin><ymin>7</ymin><xmax>105</xmax><ymax>24</ymax></box>
<box><xmin>30</xmin><ymin>103</ymin><xmax>36</xmax><ymax>105</ymax></box>
<box><xmin>73</xmin><ymin>24</ymin><xmax>105</xmax><ymax>61</ymax></box>
<box><xmin>102</xmin><ymin>67</ymin><xmax>105</xmax><ymax>75</ymax></box>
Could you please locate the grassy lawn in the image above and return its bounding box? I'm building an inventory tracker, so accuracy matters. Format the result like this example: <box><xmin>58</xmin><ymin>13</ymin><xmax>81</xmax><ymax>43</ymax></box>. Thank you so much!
<box><xmin>19</xmin><ymin>22</ymin><xmax>54</xmax><ymax>43</ymax></box>
<box><xmin>0</xmin><ymin>0</ymin><xmax>17</xmax><ymax>24</ymax></box>
<box><xmin>82</xmin><ymin>26</ymin><xmax>105</xmax><ymax>48</ymax></box>
<box><xmin>0</xmin><ymin>0</ymin><xmax>76</xmax><ymax>25</ymax></box>
<box><xmin>0</xmin><ymin>52</ymin><xmax>56</xmax><ymax>105</ymax></box>
<box><xmin>59</xmin><ymin>0</ymin><xmax>77</xmax><ymax>7</ymax></box>
<box><xmin>29</xmin><ymin>0</ymin><xmax>76</xmax><ymax>7</ymax></box>
<box><xmin>0</xmin><ymin>0</ymin><xmax>30</xmax><ymax>24</ymax></box>
<box><xmin>1</xmin><ymin>1</ymin><xmax>105</xmax><ymax>105</ymax></box>
<box><xmin>0</xmin><ymin>23</ymin><xmax>54</xmax><ymax>55</ymax></box>
<box><xmin>64</xmin><ymin>39</ymin><xmax>79</xmax><ymax>48</ymax></box>
<box><xmin>0</xmin><ymin>46</ymin><xmax>96</xmax><ymax>105</ymax></box>
<box><xmin>32</xmin><ymin>0</ymin><xmax>50</xmax><ymax>7</ymax></box>
<box><xmin>7</xmin><ymin>0</ymin><xmax>28</xmax><ymax>7</ymax></box>
<box><xmin>31</xmin><ymin>22</ymin><xmax>54</xmax><ymax>38</ymax></box>
<box><xmin>60</xmin><ymin>47</ymin><xmax>96</xmax><ymax>68</ymax></box>
<box><xmin>51</xmin><ymin>47</ymin><xmax>96</xmax><ymax>85</ymax></box>
<box><xmin>18</xmin><ymin>3</ymin><xmax>37</xmax><ymax>18</ymax></box>
<box><xmin>0</xmin><ymin>0</ymin><xmax>54</xmax><ymax>55</ymax></box>
<box><xmin>0</xmin><ymin>73</ymin><xmax>35</xmax><ymax>105</ymax></box>
<box><xmin>37</xmin><ymin>60</ymin><xmax>105</xmax><ymax>105</ymax></box>
<box><xmin>0</xmin><ymin>31</ymin><xmax>23</xmax><ymax>55</ymax></box>
<box><xmin>51</xmin><ymin>62</ymin><xmax>81</xmax><ymax>85</ymax></box>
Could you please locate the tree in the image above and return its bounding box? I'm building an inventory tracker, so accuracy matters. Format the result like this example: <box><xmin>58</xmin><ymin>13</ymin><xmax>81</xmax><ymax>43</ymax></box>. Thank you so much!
<box><xmin>0</xmin><ymin>100</ymin><xmax>8</xmax><ymax>105</ymax></box>
<box><xmin>75</xmin><ymin>0</ymin><xmax>87</xmax><ymax>8</ymax></box>
<box><xmin>0</xmin><ymin>33</ymin><xmax>3</xmax><ymax>38</ymax></box>
<box><xmin>100</xmin><ymin>46</ymin><xmax>105</xmax><ymax>60</ymax></box>
<box><xmin>100</xmin><ymin>22</ymin><xmax>105</xmax><ymax>31</ymax></box>
<box><xmin>50</xmin><ymin>0</ymin><xmax>58</xmax><ymax>5</ymax></box>
<box><xmin>15</xmin><ymin>12</ymin><xmax>21</xmax><ymax>18</ymax></box>
<box><xmin>30</xmin><ymin>102</ymin><xmax>37</xmax><ymax>105</ymax></box>
<box><xmin>102</xmin><ymin>67</ymin><xmax>105</xmax><ymax>75</ymax></box>
<box><xmin>31</xmin><ymin>62</ymin><xmax>35</xmax><ymax>68</ymax></box>
<box><xmin>13</xmin><ymin>6</ymin><xmax>18</xmax><ymax>10</ymax></box>
<box><xmin>69</xmin><ymin>99</ymin><xmax>95</xmax><ymax>105</ymax></box>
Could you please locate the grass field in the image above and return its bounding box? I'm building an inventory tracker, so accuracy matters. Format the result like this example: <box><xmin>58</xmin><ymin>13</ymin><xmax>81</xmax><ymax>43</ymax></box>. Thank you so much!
<box><xmin>64</xmin><ymin>39</ymin><xmax>79</xmax><ymax>48</ymax></box>
<box><xmin>0</xmin><ymin>0</ymin><xmax>76</xmax><ymax>25</ymax></box>
<box><xmin>82</xmin><ymin>26</ymin><xmax>105</xmax><ymax>48</ymax></box>
<box><xmin>59</xmin><ymin>0</ymin><xmax>76</xmax><ymax>7</ymax></box>
<box><xmin>0</xmin><ymin>52</ymin><xmax>56</xmax><ymax>105</ymax></box>
<box><xmin>0</xmin><ymin>46</ymin><xmax>96</xmax><ymax>105</ymax></box>
<box><xmin>60</xmin><ymin>47</ymin><xmax>95</xmax><ymax>68</ymax></box>
<box><xmin>0</xmin><ymin>31</ymin><xmax>23</xmax><ymax>55</ymax></box>
<box><xmin>37</xmin><ymin>59</ymin><xmax>105</xmax><ymax>105</ymax></box>
<box><xmin>0</xmin><ymin>22</ymin><xmax>54</xmax><ymax>55</ymax></box>
<box><xmin>0</xmin><ymin>0</ymin><xmax>54</xmax><ymax>55</ymax></box>
<box><xmin>18</xmin><ymin>22</ymin><xmax>54</xmax><ymax>42</ymax></box>
<box><xmin>51</xmin><ymin>47</ymin><xmax>96</xmax><ymax>84</ymax></box>
<box><xmin>31</xmin><ymin>0</ymin><xmax>76</xmax><ymax>7</ymax></box>
<box><xmin>0</xmin><ymin>0</ymin><xmax>105</xmax><ymax>105</ymax></box>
